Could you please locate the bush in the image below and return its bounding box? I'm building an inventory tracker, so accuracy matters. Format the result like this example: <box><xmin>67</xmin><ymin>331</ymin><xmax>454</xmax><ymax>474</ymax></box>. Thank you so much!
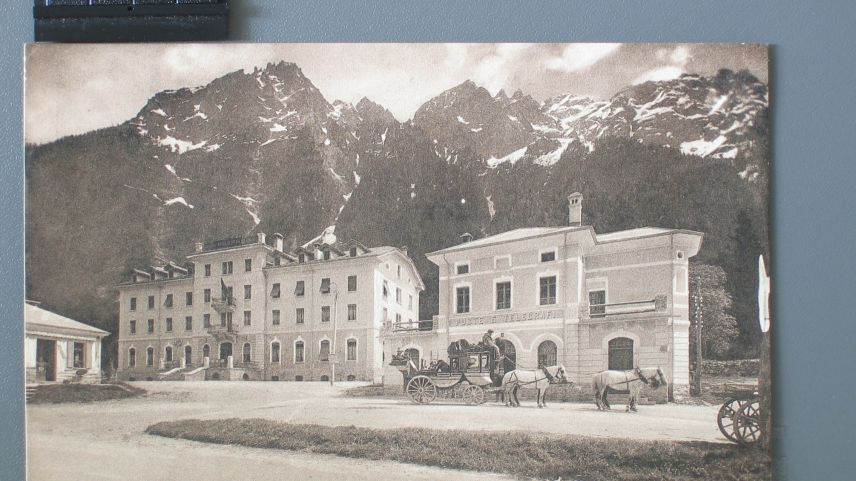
<box><xmin>702</xmin><ymin>359</ymin><xmax>760</xmax><ymax>377</ymax></box>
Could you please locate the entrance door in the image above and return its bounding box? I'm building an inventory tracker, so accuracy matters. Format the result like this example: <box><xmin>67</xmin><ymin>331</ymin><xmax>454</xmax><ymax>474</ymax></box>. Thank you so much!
<box><xmin>497</xmin><ymin>339</ymin><xmax>516</xmax><ymax>372</ymax></box>
<box><xmin>219</xmin><ymin>342</ymin><xmax>233</xmax><ymax>360</ymax></box>
<box><xmin>35</xmin><ymin>339</ymin><xmax>56</xmax><ymax>382</ymax></box>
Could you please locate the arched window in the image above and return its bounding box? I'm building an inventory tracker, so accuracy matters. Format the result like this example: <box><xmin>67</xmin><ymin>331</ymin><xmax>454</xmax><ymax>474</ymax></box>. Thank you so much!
<box><xmin>202</xmin><ymin>344</ymin><xmax>210</xmax><ymax>360</ymax></box>
<box><xmin>146</xmin><ymin>347</ymin><xmax>154</xmax><ymax>366</ymax></box>
<box><xmin>537</xmin><ymin>340</ymin><xmax>558</xmax><ymax>367</ymax></box>
<box><xmin>404</xmin><ymin>348</ymin><xmax>420</xmax><ymax>369</ymax></box>
<box><xmin>497</xmin><ymin>339</ymin><xmax>516</xmax><ymax>373</ymax></box>
<box><xmin>271</xmin><ymin>342</ymin><xmax>281</xmax><ymax>363</ymax></box>
<box><xmin>242</xmin><ymin>342</ymin><xmax>251</xmax><ymax>363</ymax></box>
<box><xmin>320</xmin><ymin>375</ymin><xmax>329</xmax><ymax>381</ymax></box>
<box><xmin>128</xmin><ymin>348</ymin><xmax>136</xmax><ymax>368</ymax></box>
<box><xmin>346</xmin><ymin>374</ymin><xmax>356</xmax><ymax>381</ymax></box>
<box><xmin>165</xmin><ymin>346</ymin><xmax>173</xmax><ymax>362</ymax></box>
<box><xmin>184</xmin><ymin>345</ymin><xmax>192</xmax><ymax>366</ymax></box>
<box><xmin>347</xmin><ymin>339</ymin><xmax>357</xmax><ymax>361</ymax></box>
<box><xmin>295</xmin><ymin>341</ymin><xmax>305</xmax><ymax>363</ymax></box>
<box><xmin>319</xmin><ymin>340</ymin><xmax>330</xmax><ymax>361</ymax></box>
<box><xmin>608</xmin><ymin>337</ymin><xmax>634</xmax><ymax>370</ymax></box>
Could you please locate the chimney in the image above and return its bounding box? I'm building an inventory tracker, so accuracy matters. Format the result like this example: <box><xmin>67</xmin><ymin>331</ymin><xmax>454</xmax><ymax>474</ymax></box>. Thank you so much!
<box><xmin>568</xmin><ymin>192</ymin><xmax>583</xmax><ymax>226</ymax></box>
<box><xmin>257</xmin><ymin>232</ymin><xmax>266</xmax><ymax>245</ymax></box>
<box><xmin>272</xmin><ymin>233</ymin><xmax>284</xmax><ymax>252</ymax></box>
<box><xmin>401</xmin><ymin>245</ymin><xmax>408</xmax><ymax>256</ymax></box>
<box><xmin>460</xmin><ymin>232</ymin><xmax>473</xmax><ymax>244</ymax></box>
<box><xmin>194</xmin><ymin>242</ymin><xmax>204</xmax><ymax>253</ymax></box>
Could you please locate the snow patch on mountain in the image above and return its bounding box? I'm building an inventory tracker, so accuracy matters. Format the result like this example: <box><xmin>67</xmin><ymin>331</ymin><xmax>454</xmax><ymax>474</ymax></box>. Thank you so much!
<box><xmin>486</xmin><ymin>146</ymin><xmax>528</xmax><ymax>168</ymax></box>
<box><xmin>164</xmin><ymin>197</ymin><xmax>194</xmax><ymax>209</ymax></box>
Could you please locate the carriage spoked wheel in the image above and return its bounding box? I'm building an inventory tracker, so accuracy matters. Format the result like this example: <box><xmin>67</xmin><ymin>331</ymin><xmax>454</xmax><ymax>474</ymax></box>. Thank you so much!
<box><xmin>406</xmin><ymin>375</ymin><xmax>437</xmax><ymax>404</ymax></box>
<box><xmin>462</xmin><ymin>385</ymin><xmax>485</xmax><ymax>405</ymax></box>
<box><xmin>716</xmin><ymin>398</ymin><xmax>748</xmax><ymax>443</ymax></box>
<box><xmin>733</xmin><ymin>400</ymin><xmax>763</xmax><ymax>445</ymax></box>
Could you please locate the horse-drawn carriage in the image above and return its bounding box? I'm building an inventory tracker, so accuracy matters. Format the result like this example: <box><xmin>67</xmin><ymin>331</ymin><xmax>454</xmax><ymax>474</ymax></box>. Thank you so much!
<box><xmin>390</xmin><ymin>339</ymin><xmax>506</xmax><ymax>405</ymax></box>
<box><xmin>717</xmin><ymin>394</ymin><xmax>763</xmax><ymax>444</ymax></box>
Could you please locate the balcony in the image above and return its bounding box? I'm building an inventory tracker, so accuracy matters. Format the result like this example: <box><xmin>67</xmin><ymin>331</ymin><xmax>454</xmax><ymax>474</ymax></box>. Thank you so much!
<box><xmin>391</xmin><ymin>316</ymin><xmax>436</xmax><ymax>333</ymax></box>
<box><xmin>583</xmin><ymin>295</ymin><xmax>668</xmax><ymax>319</ymax></box>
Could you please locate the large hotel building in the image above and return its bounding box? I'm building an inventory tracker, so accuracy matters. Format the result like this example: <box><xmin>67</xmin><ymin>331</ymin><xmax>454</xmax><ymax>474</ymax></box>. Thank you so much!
<box><xmin>116</xmin><ymin>234</ymin><xmax>422</xmax><ymax>383</ymax></box>
<box><xmin>117</xmin><ymin>194</ymin><xmax>702</xmax><ymax>397</ymax></box>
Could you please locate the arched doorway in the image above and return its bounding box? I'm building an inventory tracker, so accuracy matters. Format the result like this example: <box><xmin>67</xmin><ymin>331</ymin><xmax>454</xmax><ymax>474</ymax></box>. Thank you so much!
<box><xmin>219</xmin><ymin>342</ymin><xmax>233</xmax><ymax>360</ymax></box>
<box><xmin>184</xmin><ymin>345</ymin><xmax>192</xmax><ymax>366</ymax></box>
<box><xmin>404</xmin><ymin>348</ymin><xmax>420</xmax><ymax>369</ymax></box>
<box><xmin>202</xmin><ymin>344</ymin><xmax>210</xmax><ymax>360</ymax></box>
<box><xmin>608</xmin><ymin>337</ymin><xmax>634</xmax><ymax>370</ymax></box>
<box><xmin>496</xmin><ymin>339</ymin><xmax>516</xmax><ymax>372</ymax></box>
<box><xmin>242</xmin><ymin>343</ymin><xmax>251</xmax><ymax>363</ymax></box>
<box><xmin>537</xmin><ymin>340</ymin><xmax>558</xmax><ymax>367</ymax></box>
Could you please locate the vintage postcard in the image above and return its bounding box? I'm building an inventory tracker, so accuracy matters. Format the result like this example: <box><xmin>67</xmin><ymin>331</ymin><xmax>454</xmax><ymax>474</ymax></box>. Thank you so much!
<box><xmin>24</xmin><ymin>43</ymin><xmax>771</xmax><ymax>480</ymax></box>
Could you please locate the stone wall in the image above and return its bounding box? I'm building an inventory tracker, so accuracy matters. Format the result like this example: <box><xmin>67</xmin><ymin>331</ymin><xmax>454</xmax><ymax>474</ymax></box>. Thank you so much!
<box><xmin>701</xmin><ymin>359</ymin><xmax>760</xmax><ymax>377</ymax></box>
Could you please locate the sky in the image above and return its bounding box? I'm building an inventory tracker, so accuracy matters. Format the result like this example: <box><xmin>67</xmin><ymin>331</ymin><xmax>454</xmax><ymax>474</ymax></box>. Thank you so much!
<box><xmin>25</xmin><ymin>43</ymin><xmax>767</xmax><ymax>145</ymax></box>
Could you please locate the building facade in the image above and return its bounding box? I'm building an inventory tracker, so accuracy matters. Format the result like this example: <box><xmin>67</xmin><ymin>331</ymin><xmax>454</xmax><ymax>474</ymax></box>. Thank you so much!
<box><xmin>116</xmin><ymin>233</ymin><xmax>422</xmax><ymax>383</ymax></box>
<box><xmin>25</xmin><ymin>303</ymin><xmax>109</xmax><ymax>384</ymax></box>
<box><xmin>383</xmin><ymin>193</ymin><xmax>703</xmax><ymax>399</ymax></box>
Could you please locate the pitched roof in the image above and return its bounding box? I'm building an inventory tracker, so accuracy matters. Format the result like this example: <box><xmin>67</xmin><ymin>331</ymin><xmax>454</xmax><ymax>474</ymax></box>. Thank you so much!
<box><xmin>427</xmin><ymin>226</ymin><xmax>590</xmax><ymax>255</ymax></box>
<box><xmin>25</xmin><ymin>304</ymin><xmax>110</xmax><ymax>336</ymax></box>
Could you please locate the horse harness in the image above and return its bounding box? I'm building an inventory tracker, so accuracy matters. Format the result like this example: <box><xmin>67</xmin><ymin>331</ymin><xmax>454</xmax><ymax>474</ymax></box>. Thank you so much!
<box><xmin>506</xmin><ymin>367</ymin><xmax>560</xmax><ymax>387</ymax></box>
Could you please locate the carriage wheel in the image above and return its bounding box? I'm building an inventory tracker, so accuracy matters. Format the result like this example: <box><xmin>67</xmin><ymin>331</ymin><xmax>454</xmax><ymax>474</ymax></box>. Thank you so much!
<box><xmin>406</xmin><ymin>376</ymin><xmax>437</xmax><ymax>404</ymax></box>
<box><xmin>717</xmin><ymin>398</ymin><xmax>748</xmax><ymax>443</ymax></box>
<box><xmin>734</xmin><ymin>400</ymin><xmax>763</xmax><ymax>445</ymax></box>
<box><xmin>462</xmin><ymin>385</ymin><xmax>485</xmax><ymax>405</ymax></box>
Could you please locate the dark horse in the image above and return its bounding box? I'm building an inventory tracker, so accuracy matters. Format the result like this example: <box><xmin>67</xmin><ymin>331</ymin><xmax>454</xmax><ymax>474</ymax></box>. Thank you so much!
<box><xmin>592</xmin><ymin>367</ymin><xmax>667</xmax><ymax>412</ymax></box>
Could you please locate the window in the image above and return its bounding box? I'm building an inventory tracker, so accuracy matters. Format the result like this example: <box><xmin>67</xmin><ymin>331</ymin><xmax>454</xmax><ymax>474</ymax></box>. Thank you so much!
<box><xmin>496</xmin><ymin>281</ymin><xmax>512</xmax><ymax>310</ymax></box>
<box><xmin>382</xmin><ymin>281</ymin><xmax>389</xmax><ymax>299</ymax></box>
<box><xmin>243</xmin><ymin>310</ymin><xmax>251</xmax><ymax>326</ymax></box>
<box><xmin>220</xmin><ymin>311</ymin><xmax>232</xmax><ymax>327</ymax></box>
<box><xmin>540</xmin><ymin>250</ymin><xmax>556</xmax><ymax>263</ymax></box>
<box><xmin>271</xmin><ymin>342</ymin><xmax>281</xmax><ymax>363</ymax></box>
<box><xmin>222</xmin><ymin>261</ymin><xmax>233</xmax><ymax>275</ymax></box>
<box><xmin>382</xmin><ymin>307</ymin><xmax>388</xmax><ymax>322</ymax></box>
<box><xmin>164</xmin><ymin>346</ymin><xmax>173</xmax><ymax>363</ymax></box>
<box><xmin>271</xmin><ymin>283</ymin><xmax>281</xmax><ymax>298</ymax></box>
<box><xmin>203</xmin><ymin>314</ymin><xmax>211</xmax><ymax>328</ymax></box>
<box><xmin>320</xmin><ymin>278</ymin><xmax>331</xmax><ymax>294</ymax></box>
<box><xmin>296</xmin><ymin>308</ymin><xmax>305</xmax><ymax>324</ymax></box>
<box><xmin>185</xmin><ymin>316</ymin><xmax>192</xmax><ymax>331</ymax></box>
<box><xmin>347</xmin><ymin>304</ymin><xmax>357</xmax><ymax>321</ymax></box>
<box><xmin>165</xmin><ymin>318</ymin><xmax>173</xmax><ymax>332</ymax></box>
<box><xmin>295</xmin><ymin>375</ymin><xmax>304</xmax><ymax>381</ymax></box>
<box><xmin>295</xmin><ymin>341</ymin><xmax>305</xmax><ymax>362</ymax></box>
<box><xmin>396</xmin><ymin>288</ymin><xmax>402</xmax><ymax>304</ymax></box>
<box><xmin>147</xmin><ymin>319</ymin><xmax>154</xmax><ymax>333</ymax></box>
<box><xmin>245</xmin><ymin>258</ymin><xmax>252</xmax><ymax>272</ymax></box>
<box><xmin>347</xmin><ymin>375</ymin><xmax>356</xmax><ymax>381</ymax></box>
<box><xmin>347</xmin><ymin>339</ymin><xmax>357</xmax><ymax>361</ymax></box>
<box><xmin>539</xmin><ymin>276</ymin><xmax>557</xmax><ymax>305</ymax></box>
<box><xmin>319</xmin><ymin>340</ymin><xmax>330</xmax><ymax>361</ymax></box>
<box><xmin>73</xmin><ymin>342</ymin><xmax>85</xmax><ymax>368</ymax></box>
<box><xmin>202</xmin><ymin>344</ymin><xmax>210</xmax><ymax>359</ymax></box>
<box><xmin>146</xmin><ymin>347</ymin><xmax>154</xmax><ymax>366</ymax></box>
<box><xmin>148</xmin><ymin>296</ymin><xmax>155</xmax><ymax>309</ymax></box>
<box><xmin>347</xmin><ymin>275</ymin><xmax>357</xmax><ymax>291</ymax></box>
<box><xmin>323</xmin><ymin>250</ymin><xmax>331</xmax><ymax>260</ymax></box>
<box><xmin>128</xmin><ymin>348</ymin><xmax>136</xmax><ymax>368</ymax></box>
<box><xmin>589</xmin><ymin>290</ymin><xmax>606</xmax><ymax>317</ymax></box>
<box><xmin>456</xmin><ymin>286</ymin><xmax>470</xmax><ymax>314</ymax></box>
<box><xmin>129</xmin><ymin>297</ymin><xmax>137</xmax><ymax>311</ymax></box>
<box><xmin>204</xmin><ymin>264</ymin><xmax>211</xmax><ymax>277</ymax></box>
<box><xmin>272</xmin><ymin>309</ymin><xmax>280</xmax><ymax>325</ymax></box>
<box><xmin>395</xmin><ymin>313</ymin><xmax>402</xmax><ymax>325</ymax></box>
<box><xmin>298</xmin><ymin>253</ymin><xmax>306</xmax><ymax>263</ymax></box>
<box><xmin>537</xmin><ymin>341</ymin><xmax>558</xmax><ymax>367</ymax></box>
<box><xmin>129</xmin><ymin>320</ymin><xmax>136</xmax><ymax>335</ymax></box>
<box><xmin>456</xmin><ymin>263</ymin><xmax>470</xmax><ymax>275</ymax></box>
<box><xmin>164</xmin><ymin>293</ymin><xmax>173</xmax><ymax>308</ymax></box>
<box><xmin>321</xmin><ymin>306</ymin><xmax>331</xmax><ymax>323</ymax></box>
<box><xmin>185</xmin><ymin>292</ymin><xmax>193</xmax><ymax>306</ymax></box>
<box><xmin>608</xmin><ymin>337</ymin><xmax>634</xmax><ymax>370</ymax></box>
<box><xmin>244</xmin><ymin>285</ymin><xmax>252</xmax><ymax>300</ymax></box>
<box><xmin>397</xmin><ymin>265</ymin><xmax>401</xmax><ymax>279</ymax></box>
<box><xmin>295</xmin><ymin>281</ymin><xmax>305</xmax><ymax>297</ymax></box>
<box><xmin>202</xmin><ymin>288</ymin><xmax>210</xmax><ymax>303</ymax></box>
<box><xmin>242</xmin><ymin>343</ymin><xmax>251</xmax><ymax>363</ymax></box>
<box><xmin>349</xmin><ymin>247</ymin><xmax>357</xmax><ymax>257</ymax></box>
<box><xmin>408</xmin><ymin>295</ymin><xmax>413</xmax><ymax>310</ymax></box>
<box><xmin>224</xmin><ymin>286</ymin><xmax>233</xmax><ymax>302</ymax></box>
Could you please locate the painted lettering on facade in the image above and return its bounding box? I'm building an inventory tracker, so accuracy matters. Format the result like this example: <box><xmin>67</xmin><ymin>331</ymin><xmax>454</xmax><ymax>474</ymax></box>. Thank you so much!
<box><xmin>449</xmin><ymin>309</ymin><xmax>564</xmax><ymax>327</ymax></box>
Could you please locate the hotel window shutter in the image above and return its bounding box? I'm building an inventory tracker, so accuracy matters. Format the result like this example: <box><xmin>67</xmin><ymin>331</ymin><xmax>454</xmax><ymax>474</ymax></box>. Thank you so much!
<box><xmin>320</xmin><ymin>278</ymin><xmax>331</xmax><ymax>293</ymax></box>
<box><xmin>66</xmin><ymin>341</ymin><xmax>74</xmax><ymax>368</ymax></box>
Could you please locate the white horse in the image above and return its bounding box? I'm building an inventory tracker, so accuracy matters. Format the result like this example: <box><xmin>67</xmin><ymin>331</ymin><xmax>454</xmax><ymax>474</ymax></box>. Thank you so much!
<box><xmin>501</xmin><ymin>365</ymin><xmax>568</xmax><ymax>408</ymax></box>
<box><xmin>592</xmin><ymin>367</ymin><xmax>667</xmax><ymax>412</ymax></box>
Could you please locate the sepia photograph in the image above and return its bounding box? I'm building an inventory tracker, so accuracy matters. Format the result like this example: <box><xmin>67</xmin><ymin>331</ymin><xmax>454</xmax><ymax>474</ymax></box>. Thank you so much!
<box><xmin>24</xmin><ymin>43</ymin><xmax>771</xmax><ymax>481</ymax></box>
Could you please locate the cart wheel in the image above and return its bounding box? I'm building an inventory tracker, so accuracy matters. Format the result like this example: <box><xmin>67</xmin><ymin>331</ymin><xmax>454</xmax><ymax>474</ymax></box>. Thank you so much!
<box><xmin>734</xmin><ymin>399</ymin><xmax>763</xmax><ymax>445</ymax></box>
<box><xmin>717</xmin><ymin>398</ymin><xmax>748</xmax><ymax>443</ymax></box>
<box><xmin>462</xmin><ymin>385</ymin><xmax>485</xmax><ymax>405</ymax></box>
<box><xmin>406</xmin><ymin>375</ymin><xmax>437</xmax><ymax>404</ymax></box>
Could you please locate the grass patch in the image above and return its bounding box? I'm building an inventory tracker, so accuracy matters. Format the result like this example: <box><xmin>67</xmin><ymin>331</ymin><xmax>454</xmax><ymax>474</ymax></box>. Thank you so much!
<box><xmin>343</xmin><ymin>383</ymin><xmax>402</xmax><ymax>398</ymax></box>
<box><xmin>146</xmin><ymin>418</ymin><xmax>771</xmax><ymax>481</ymax></box>
<box><xmin>28</xmin><ymin>382</ymin><xmax>146</xmax><ymax>404</ymax></box>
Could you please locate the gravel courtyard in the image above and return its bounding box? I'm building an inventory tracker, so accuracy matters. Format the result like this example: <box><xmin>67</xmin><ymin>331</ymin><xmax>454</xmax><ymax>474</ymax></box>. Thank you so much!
<box><xmin>27</xmin><ymin>381</ymin><xmax>726</xmax><ymax>481</ymax></box>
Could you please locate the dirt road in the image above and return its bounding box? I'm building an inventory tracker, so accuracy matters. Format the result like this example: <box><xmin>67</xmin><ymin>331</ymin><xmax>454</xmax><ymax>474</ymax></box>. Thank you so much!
<box><xmin>27</xmin><ymin>382</ymin><xmax>726</xmax><ymax>481</ymax></box>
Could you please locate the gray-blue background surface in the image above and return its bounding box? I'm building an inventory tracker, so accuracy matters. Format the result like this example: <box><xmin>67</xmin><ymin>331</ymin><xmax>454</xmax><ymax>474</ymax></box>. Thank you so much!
<box><xmin>3</xmin><ymin>1</ymin><xmax>854</xmax><ymax>479</ymax></box>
